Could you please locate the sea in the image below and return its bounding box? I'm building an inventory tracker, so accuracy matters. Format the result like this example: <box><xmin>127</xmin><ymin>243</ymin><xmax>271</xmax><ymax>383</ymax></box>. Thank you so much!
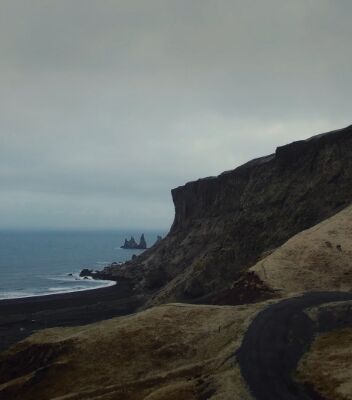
<box><xmin>0</xmin><ymin>230</ymin><xmax>164</xmax><ymax>300</ymax></box>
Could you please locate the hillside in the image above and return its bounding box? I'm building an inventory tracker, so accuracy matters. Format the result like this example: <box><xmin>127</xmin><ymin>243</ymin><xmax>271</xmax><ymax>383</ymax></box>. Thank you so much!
<box><xmin>298</xmin><ymin>326</ymin><xmax>352</xmax><ymax>400</ymax></box>
<box><xmin>297</xmin><ymin>300</ymin><xmax>352</xmax><ymax>400</ymax></box>
<box><xmin>249</xmin><ymin>203</ymin><xmax>352</xmax><ymax>296</ymax></box>
<box><xmin>0</xmin><ymin>302</ymin><xmax>266</xmax><ymax>400</ymax></box>
<box><xmin>101</xmin><ymin>125</ymin><xmax>352</xmax><ymax>306</ymax></box>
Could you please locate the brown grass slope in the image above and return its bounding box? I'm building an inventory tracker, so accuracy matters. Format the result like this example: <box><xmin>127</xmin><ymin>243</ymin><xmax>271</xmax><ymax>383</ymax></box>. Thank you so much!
<box><xmin>250</xmin><ymin>203</ymin><xmax>352</xmax><ymax>296</ymax></box>
<box><xmin>297</xmin><ymin>300</ymin><xmax>352</xmax><ymax>400</ymax></box>
<box><xmin>0</xmin><ymin>303</ymin><xmax>265</xmax><ymax>400</ymax></box>
<box><xmin>298</xmin><ymin>327</ymin><xmax>352</xmax><ymax>400</ymax></box>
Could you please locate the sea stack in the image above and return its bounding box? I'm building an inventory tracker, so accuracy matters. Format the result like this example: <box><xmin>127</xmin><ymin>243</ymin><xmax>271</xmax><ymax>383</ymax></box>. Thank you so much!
<box><xmin>121</xmin><ymin>234</ymin><xmax>147</xmax><ymax>249</ymax></box>
<box><xmin>139</xmin><ymin>234</ymin><xmax>147</xmax><ymax>249</ymax></box>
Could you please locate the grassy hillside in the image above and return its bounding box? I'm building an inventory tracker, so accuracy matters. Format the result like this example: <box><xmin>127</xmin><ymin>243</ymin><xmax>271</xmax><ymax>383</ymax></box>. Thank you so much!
<box><xmin>250</xmin><ymin>204</ymin><xmax>352</xmax><ymax>296</ymax></box>
<box><xmin>0</xmin><ymin>302</ymin><xmax>268</xmax><ymax>400</ymax></box>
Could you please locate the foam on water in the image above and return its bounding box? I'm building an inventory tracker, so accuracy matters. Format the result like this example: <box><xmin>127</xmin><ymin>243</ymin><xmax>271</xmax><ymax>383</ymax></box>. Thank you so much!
<box><xmin>0</xmin><ymin>279</ymin><xmax>116</xmax><ymax>299</ymax></box>
<box><xmin>0</xmin><ymin>230</ymin><xmax>164</xmax><ymax>300</ymax></box>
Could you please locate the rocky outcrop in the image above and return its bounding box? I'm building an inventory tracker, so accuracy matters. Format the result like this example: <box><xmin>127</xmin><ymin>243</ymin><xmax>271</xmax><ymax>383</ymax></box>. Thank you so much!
<box><xmin>79</xmin><ymin>268</ymin><xmax>95</xmax><ymax>278</ymax></box>
<box><xmin>103</xmin><ymin>125</ymin><xmax>352</xmax><ymax>306</ymax></box>
<box><xmin>139</xmin><ymin>234</ymin><xmax>147</xmax><ymax>249</ymax></box>
<box><xmin>121</xmin><ymin>236</ymin><xmax>138</xmax><ymax>249</ymax></box>
<box><xmin>79</xmin><ymin>268</ymin><xmax>116</xmax><ymax>281</ymax></box>
<box><xmin>155</xmin><ymin>235</ymin><xmax>163</xmax><ymax>244</ymax></box>
<box><xmin>121</xmin><ymin>234</ymin><xmax>147</xmax><ymax>249</ymax></box>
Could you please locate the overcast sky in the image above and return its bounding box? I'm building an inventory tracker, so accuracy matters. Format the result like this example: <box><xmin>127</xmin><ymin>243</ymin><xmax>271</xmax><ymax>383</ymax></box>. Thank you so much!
<box><xmin>0</xmin><ymin>1</ymin><xmax>351</xmax><ymax>230</ymax></box>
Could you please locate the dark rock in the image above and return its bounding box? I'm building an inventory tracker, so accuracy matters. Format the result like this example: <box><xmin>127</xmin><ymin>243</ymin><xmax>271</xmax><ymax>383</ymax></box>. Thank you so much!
<box><xmin>110</xmin><ymin>261</ymin><xmax>122</xmax><ymax>267</ymax></box>
<box><xmin>121</xmin><ymin>234</ymin><xmax>147</xmax><ymax>249</ymax></box>
<box><xmin>144</xmin><ymin>267</ymin><xmax>168</xmax><ymax>290</ymax></box>
<box><xmin>79</xmin><ymin>267</ymin><xmax>117</xmax><ymax>282</ymax></box>
<box><xmin>103</xmin><ymin>125</ymin><xmax>352</xmax><ymax>305</ymax></box>
<box><xmin>121</xmin><ymin>236</ymin><xmax>139</xmax><ymax>249</ymax></box>
<box><xmin>213</xmin><ymin>272</ymin><xmax>277</xmax><ymax>305</ymax></box>
<box><xmin>138</xmin><ymin>234</ymin><xmax>147</xmax><ymax>249</ymax></box>
<box><xmin>155</xmin><ymin>235</ymin><xmax>163</xmax><ymax>245</ymax></box>
<box><xmin>79</xmin><ymin>269</ymin><xmax>93</xmax><ymax>277</ymax></box>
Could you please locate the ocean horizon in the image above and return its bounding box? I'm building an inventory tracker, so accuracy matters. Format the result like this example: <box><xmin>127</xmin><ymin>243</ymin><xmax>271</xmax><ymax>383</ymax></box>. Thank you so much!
<box><xmin>0</xmin><ymin>230</ymin><xmax>164</xmax><ymax>300</ymax></box>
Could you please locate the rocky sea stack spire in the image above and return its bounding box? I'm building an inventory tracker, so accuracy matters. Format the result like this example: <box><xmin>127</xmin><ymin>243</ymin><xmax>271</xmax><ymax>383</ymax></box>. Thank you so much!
<box><xmin>139</xmin><ymin>234</ymin><xmax>147</xmax><ymax>249</ymax></box>
<box><xmin>121</xmin><ymin>234</ymin><xmax>147</xmax><ymax>249</ymax></box>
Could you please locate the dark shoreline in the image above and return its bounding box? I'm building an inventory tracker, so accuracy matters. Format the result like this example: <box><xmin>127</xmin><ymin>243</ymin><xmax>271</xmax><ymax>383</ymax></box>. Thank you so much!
<box><xmin>0</xmin><ymin>280</ymin><xmax>118</xmax><ymax>308</ymax></box>
<box><xmin>0</xmin><ymin>282</ymin><xmax>143</xmax><ymax>353</ymax></box>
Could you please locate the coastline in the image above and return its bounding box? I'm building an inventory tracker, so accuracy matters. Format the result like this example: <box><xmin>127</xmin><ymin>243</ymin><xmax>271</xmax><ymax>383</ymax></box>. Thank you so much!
<box><xmin>0</xmin><ymin>277</ymin><xmax>117</xmax><ymax>301</ymax></box>
<box><xmin>0</xmin><ymin>281</ymin><xmax>143</xmax><ymax>353</ymax></box>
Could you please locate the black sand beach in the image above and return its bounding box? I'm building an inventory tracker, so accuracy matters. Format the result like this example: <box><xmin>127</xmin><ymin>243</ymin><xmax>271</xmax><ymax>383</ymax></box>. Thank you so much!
<box><xmin>0</xmin><ymin>282</ymin><xmax>143</xmax><ymax>352</ymax></box>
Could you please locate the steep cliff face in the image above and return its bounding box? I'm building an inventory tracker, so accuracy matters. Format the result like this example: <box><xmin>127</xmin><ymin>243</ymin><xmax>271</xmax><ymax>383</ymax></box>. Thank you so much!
<box><xmin>107</xmin><ymin>125</ymin><xmax>352</xmax><ymax>305</ymax></box>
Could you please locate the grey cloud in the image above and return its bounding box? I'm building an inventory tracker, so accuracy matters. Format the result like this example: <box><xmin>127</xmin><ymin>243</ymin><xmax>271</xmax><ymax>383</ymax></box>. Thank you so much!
<box><xmin>0</xmin><ymin>0</ymin><xmax>351</xmax><ymax>229</ymax></box>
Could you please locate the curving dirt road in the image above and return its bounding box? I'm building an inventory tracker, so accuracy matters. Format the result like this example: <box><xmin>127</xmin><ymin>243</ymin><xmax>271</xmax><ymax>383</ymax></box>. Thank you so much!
<box><xmin>237</xmin><ymin>292</ymin><xmax>352</xmax><ymax>400</ymax></box>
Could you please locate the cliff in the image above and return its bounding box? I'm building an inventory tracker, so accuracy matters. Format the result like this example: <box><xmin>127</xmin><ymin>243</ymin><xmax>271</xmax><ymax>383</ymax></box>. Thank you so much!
<box><xmin>104</xmin><ymin>125</ymin><xmax>352</xmax><ymax>305</ymax></box>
